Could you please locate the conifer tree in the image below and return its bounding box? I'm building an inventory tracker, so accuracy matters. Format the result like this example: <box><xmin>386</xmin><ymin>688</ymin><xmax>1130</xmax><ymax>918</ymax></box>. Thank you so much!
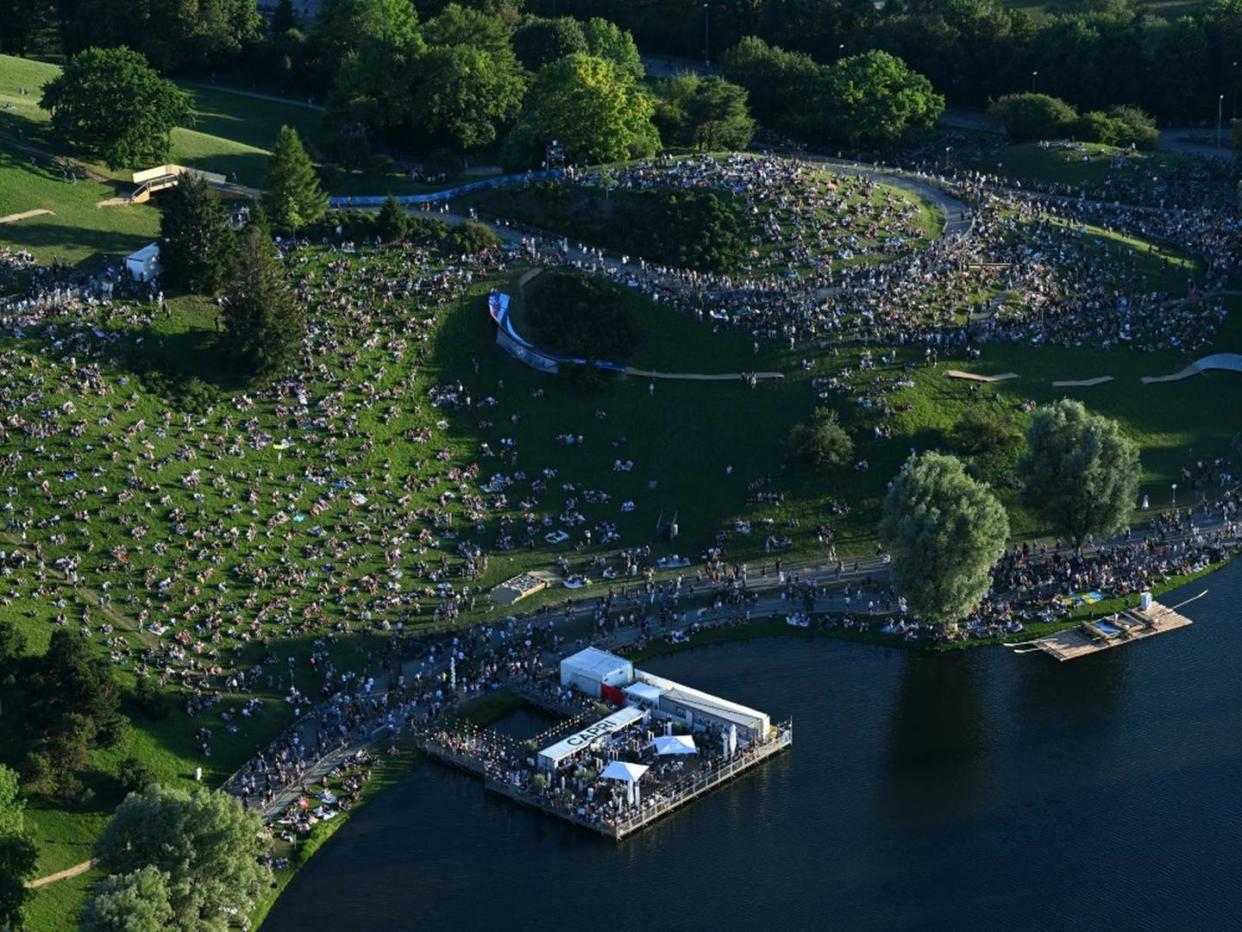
<box><xmin>159</xmin><ymin>174</ymin><xmax>235</xmax><ymax>294</ymax></box>
<box><xmin>221</xmin><ymin>226</ymin><xmax>303</xmax><ymax>378</ymax></box>
<box><xmin>263</xmin><ymin>125</ymin><xmax>327</xmax><ymax>232</ymax></box>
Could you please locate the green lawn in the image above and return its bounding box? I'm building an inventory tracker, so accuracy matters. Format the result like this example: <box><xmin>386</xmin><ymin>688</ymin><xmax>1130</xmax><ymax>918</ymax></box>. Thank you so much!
<box><xmin>0</xmin><ymin>143</ymin><xmax>161</xmax><ymax>268</ymax></box>
<box><xmin>957</xmin><ymin>138</ymin><xmax>1186</xmax><ymax>191</ymax></box>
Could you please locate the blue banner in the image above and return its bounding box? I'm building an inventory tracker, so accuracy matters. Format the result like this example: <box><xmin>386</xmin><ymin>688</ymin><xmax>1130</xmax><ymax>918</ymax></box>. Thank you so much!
<box><xmin>329</xmin><ymin>170</ymin><xmax>565</xmax><ymax>208</ymax></box>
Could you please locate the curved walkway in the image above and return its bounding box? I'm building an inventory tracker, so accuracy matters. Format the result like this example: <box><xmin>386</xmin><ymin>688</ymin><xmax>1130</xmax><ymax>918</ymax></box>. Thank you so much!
<box><xmin>28</xmin><ymin>859</ymin><xmax>94</xmax><ymax>888</ymax></box>
<box><xmin>1141</xmin><ymin>353</ymin><xmax>1242</xmax><ymax>384</ymax></box>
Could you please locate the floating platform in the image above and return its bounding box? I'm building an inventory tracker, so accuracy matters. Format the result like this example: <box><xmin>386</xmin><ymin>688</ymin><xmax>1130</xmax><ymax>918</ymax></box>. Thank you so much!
<box><xmin>1026</xmin><ymin>599</ymin><xmax>1195</xmax><ymax>661</ymax></box>
<box><xmin>483</xmin><ymin>721</ymin><xmax>793</xmax><ymax>840</ymax></box>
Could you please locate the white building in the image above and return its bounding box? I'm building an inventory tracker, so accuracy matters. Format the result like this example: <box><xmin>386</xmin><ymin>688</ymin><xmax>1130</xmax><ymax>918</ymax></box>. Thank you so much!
<box><xmin>125</xmin><ymin>243</ymin><xmax>161</xmax><ymax>282</ymax></box>
<box><xmin>559</xmin><ymin>647</ymin><xmax>633</xmax><ymax>699</ymax></box>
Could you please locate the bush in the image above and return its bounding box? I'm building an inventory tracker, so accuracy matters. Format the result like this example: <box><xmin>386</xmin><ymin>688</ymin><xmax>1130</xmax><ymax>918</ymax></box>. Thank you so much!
<box><xmin>405</xmin><ymin>216</ymin><xmax>450</xmax><ymax>246</ymax></box>
<box><xmin>1107</xmin><ymin>106</ymin><xmax>1159</xmax><ymax>150</ymax></box>
<box><xmin>446</xmin><ymin>221</ymin><xmax>501</xmax><ymax>254</ymax></box>
<box><xmin>790</xmin><ymin>408</ymin><xmax>854</xmax><ymax>468</ymax></box>
<box><xmin>375</xmin><ymin>195</ymin><xmax>408</xmax><ymax>243</ymax></box>
<box><xmin>988</xmin><ymin>93</ymin><xmax>1079</xmax><ymax>141</ymax></box>
<box><xmin>953</xmin><ymin>404</ymin><xmax>1023</xmax><ymax>468</ymax></box>
<box><xmin>116</xmin><ymin>755</ymin><xmax>156</xmax><ymax>794</ymax></box>
<box><xmin>527</xmin><ymin>269</ymin><xmax>640</xmax><ymax>362</ymax></box>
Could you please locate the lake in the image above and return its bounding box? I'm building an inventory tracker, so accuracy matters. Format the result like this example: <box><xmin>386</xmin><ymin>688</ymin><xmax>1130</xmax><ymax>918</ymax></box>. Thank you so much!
<box><xmin>266</xmin><ymin>564</ymin><xmax>1242</xmax><ymax>931</ymax></box>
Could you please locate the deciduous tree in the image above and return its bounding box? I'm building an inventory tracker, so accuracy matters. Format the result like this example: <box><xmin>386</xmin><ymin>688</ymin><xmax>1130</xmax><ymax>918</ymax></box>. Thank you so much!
<box><xmin>40</xmin><ymin>47</ymin><xmax>192</xmax><ymax>169</ymax></box>
<box><xmin>878</xmin><ymin>452</ymin><xmax>1010</xmax><ymax>625</ymax></box>
<box><xmin>81</xmin><ymin>866</ymin><xmax>174</xmax><ymax>932</ymax></box>
<box><xmin>1020</xmin><ymin>398</ymin><xmax>1141</xmax><ymax>547</ymax></box>
<box><xmin>0</xmin><ymin>765</ymin><xmax>38</xmax><ymax>930</ymax></box>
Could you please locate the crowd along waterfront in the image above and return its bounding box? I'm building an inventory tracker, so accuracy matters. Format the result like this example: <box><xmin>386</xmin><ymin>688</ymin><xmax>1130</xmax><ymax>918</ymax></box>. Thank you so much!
<box><xmin>265</xmin><ymin>562</ymin><xmax>1242</xmax><ymax>931</ymax></box>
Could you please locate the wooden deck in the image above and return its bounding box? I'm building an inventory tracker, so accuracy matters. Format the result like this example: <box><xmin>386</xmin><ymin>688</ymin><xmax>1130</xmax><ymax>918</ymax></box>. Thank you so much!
<box><xmin>485</xmin><ymin>722</ymin><xmax>794</xmax><ymax>840</ymax></box>
<box><xmin>1028</xmin><ymin>600</ymin><xmax>1195</xmax><ymax>661</ymax></box>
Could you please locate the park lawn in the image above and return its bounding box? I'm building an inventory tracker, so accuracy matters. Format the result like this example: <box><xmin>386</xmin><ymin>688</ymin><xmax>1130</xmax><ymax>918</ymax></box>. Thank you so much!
<box><xmin>0</xmin><ymin>143</ymin><xmax>160</xmax><ymax>268</ymax></box>
<box><xmin>0</xmin><ymin>54</ymin><xmax>323</xmax><ymax>191</ymax></box>
<box><xmin>23</xmin><ymin>868</ymin><xmax>99</xmax><ymax>932</ymax></box>
<box><xmin>958</xmin><ymin>139</ymin><xmax>1185</xmax><ymax>190</ymax></box>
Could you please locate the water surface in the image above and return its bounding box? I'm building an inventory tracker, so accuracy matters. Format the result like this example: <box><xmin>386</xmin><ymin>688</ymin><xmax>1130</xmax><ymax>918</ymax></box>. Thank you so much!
<box><xmin>267</xmin><ymin>566</ymin><xmax>1242</xmax><ymax>931</ymax></box>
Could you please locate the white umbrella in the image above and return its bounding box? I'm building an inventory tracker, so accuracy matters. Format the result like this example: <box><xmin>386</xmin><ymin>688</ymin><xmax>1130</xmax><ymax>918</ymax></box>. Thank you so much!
<box><xmin>649</xmin><ymin>735</ymin><xmax>697</xmax><ymax>756</ymax></box>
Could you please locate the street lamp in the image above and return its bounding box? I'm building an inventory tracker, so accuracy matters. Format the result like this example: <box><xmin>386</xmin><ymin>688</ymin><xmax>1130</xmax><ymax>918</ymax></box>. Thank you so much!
<box><xmin>1031</xmin><ymin>70</ymin><xmax>1038</xmax><ymax>93</ymax></box>
<box><xmin>1217</xmin><ymin>93</ymin><xmax>1225</xmax><ymax>150</ymax></box>
<box><xmin>944</xmin><ymin>145</ymin><xmax>952</xmax><ymax>170</ymax></box>
<box><xmin>1171</xmin><ymin>483</ymin><xmax>1178</xmax><ymax>506</ymax></box>
<box><xmin>703</xmin><ymin>4</ymin><xmax>710</xmax><ymax>70</ymax></box>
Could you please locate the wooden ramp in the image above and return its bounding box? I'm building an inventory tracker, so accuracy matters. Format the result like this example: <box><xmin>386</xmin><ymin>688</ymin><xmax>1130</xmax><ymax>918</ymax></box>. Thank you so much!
<box><xmin>1027</xmin><ymin>597</ymin><xmax>1198</xmax><ymax>661</ymax></box>
<box><xmin>946</xmin><ymin>369</ymin><xmax>1019</xmax><ymax>383</ymax></box>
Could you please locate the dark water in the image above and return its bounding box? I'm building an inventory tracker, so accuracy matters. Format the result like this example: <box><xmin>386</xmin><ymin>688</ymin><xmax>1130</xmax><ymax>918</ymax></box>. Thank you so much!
<box><xmin>266</xmin><ymin>566</ymin><xmax>1242</xmax><ymax>932</ymax></box>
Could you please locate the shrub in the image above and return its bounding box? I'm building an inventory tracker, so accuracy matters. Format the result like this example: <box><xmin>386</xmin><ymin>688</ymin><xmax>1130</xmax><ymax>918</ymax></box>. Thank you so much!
<box><xmin>446</xmin><ymin>221</ymin><xmax>501</xmax><ymax>254</ymax></box>
<box><xmin>790</xmin><ymin>408</ymin><xmax>854</xmax><ymax>468</ymax></box>
<box><xmin>988</xmin><ymin>93</ymin><xmax>1079</xmax><ymax>141</ymax></box>
<box><xmin>116</xmin><ymin>755</ymin><xmax>156</xmax><ymax>794</ymax></box>
<box><xmin>953</xmin><ymin>404</ymin><xmax>1023</xmax><ymax>468</ymax></box>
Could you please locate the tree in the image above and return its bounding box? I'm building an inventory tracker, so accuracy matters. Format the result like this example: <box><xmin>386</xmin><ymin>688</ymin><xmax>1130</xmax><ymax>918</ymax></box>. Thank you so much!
<box><xmin>314</xmin><ymin>0</ymin><xmax>420</xmax><ymax>77</ymax></box>
<box><xmin>40</xmin><ymin>47</ymin><xmax>192</xmax><ymax>170</ymax></box>
<box><xmin>655</xmin><ymin>74</ymin><xmax>755</xmax><ymax>151</ymax></box>
<box><xmin>790</xmin><ymin>408</ymin><xmax>855</xmax><ymax>469</ymax></box>
<box><xmin>26</xmin><ymin>628</ymin><xmax>122</xmax><ymax>744</ymax></box>
<box><xmin>264</xmin><ymin>125</ymin><xmax>328</xmax><ymax>232</ymax></box>
<box><xmin>987</xmin><ymin>93</ymin><xmax>1079</xmax><ymax>141</ymax></box>
<box><xmin>581</xmin><ymin>17</ymin><xmax>643</xmax><ymax>78</ymax></box>
<box><xmin>953</xmin><ymin>404</ymin><xmax>1023</xmax><ymax>469</ymax></box>
<box><xmin>878</xmin><ymin>452</ymin><xmax>1010</xmax><ymax>626</ymax></box>
<box><xmin>1020</xmin><ymin>399</ymin><xmax>1141</xmax><ymax>547</ymax></box>
<box><xmin>422</xmin><ymin>3</ymin><xmax>515</xmax><ymax>59</ymax></box>
<box><xmin>93</xmin><ymin>785</ymin><xmax>267</xmax><ymax>930</ymax></box>
<box><xmin>0</xmin><ymin>619</ymin><xmax>26</xmax><ymax>676</ymax></box>
<box><xmin>505</xmin><ymin>54</ymin><xmax>660</xmax><ymax>169</ymax></box>
<box><xmin>411</xmin><ymin>44</ymin><xmax>526</xmax><ymax>150</ymax></box>
<box><xmin>512</xmin><ymin>16</ymin><xmax>587</xmax><ymax>71</ymax></box>
<box><xmin>117</xmin><ymin>755</ymin><xmax>157</xmax><ymax>795</ymax></box>
<box><xmin>0</xmin><ymin>765</ymin><xmax>38</xmax><ymax>930</ymax></box>
<box><xmin>159</xmin><ymin>174</ymin><xmax>235</xmax><ymax>295</ymax></box>
<box><xmin>823</xmin><ymin>50</ymin><xmax>944</xmax><ymax>145</ymax></box>
<box><xmin>721</xmin><ymin>36</ymin><xmax>823</xmax><ymax>133</ymax></box>
<box><xmin>81</xmin><ymin>867</ymin><xmax>174</xmax><ymax>932</ymax></box>
<box><xmin>376</xmin><ymin>195</ymin><xmax>408</xmax><ymax>242</ymax></box>
<box><xmin>222</xmin><ymin>226</ymin><xmax>304</xmax><ymax>379</ymax></box>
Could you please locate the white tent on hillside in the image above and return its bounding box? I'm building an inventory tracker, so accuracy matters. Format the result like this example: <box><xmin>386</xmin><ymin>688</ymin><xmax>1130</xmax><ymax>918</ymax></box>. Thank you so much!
<box><xmin>649</xmin><ymin>734</ymin><xmax>697</xmax><ymax>756</ymax></box>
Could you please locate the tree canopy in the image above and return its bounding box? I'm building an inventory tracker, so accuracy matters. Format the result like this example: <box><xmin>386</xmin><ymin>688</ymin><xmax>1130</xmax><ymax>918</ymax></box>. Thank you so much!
<box><xmin>81</xmin><ymin>866</ymin><xmax>175</xmax><ymax>932</ymax></box>
<box><xmin>0</xmin><ymin>765</ymin><xmax>38</xmax><ymax>930</ymax></box>
<box><xmin>411</xmin><ymin>44</ymin><xmax>526</xmax><ymax>150</ymax></box>
<box><xmin>159</xmin><ymin>174</ymin><xmax>236</xmax><ymax>295</ymax></box>
<box><xmin>824</xmin><ymin>50</ymin><xmax>944</xmax><ymax>145</ymax></box>
<box><xmin>264</xmin><ymin>125</ymin><xmax>328</xmax><ymax>232</ymax></box>
<box><xmin>40</xmin><ymin>46</ymin><xmax>192</xmax><ymax>169</ymax></box>
<box><xmin>222</xmin><ymin>225</ymin><xmax>304</xmax><ymax>379</ymax></box>
<box><xmin>1020</xmin><ymin>399</ymin><xmax>1141</xmax><ymax>547</ymax></box>
<box><xmin>93</xmin><ymin>784</ymin><xmax>268</xmax><ymax>931</ymax></box>
<box><xmin>505</xmin><ymin>53</ymin><xmax>659</xmax><ymax>169</ymax></box>
<box><xmin>512</xmin><ymin>16</ymin><xmax>588</xmax><ymax>71</ymax></box>
<box><xmin>654</xmin><ymin>74</ymin><xmax>756</xmax><ymax>151</ymax></box>
<box><xmin>878</xmin><ymin>452</ymin><xmax>1010</xmax><ymax>625</ymax></box>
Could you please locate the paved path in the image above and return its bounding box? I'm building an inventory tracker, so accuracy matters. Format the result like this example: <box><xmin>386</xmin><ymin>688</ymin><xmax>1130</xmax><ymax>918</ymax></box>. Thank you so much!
<box><xmin>179</xmin><ymin>81</ymin><xmax>325</xmax><ymax>112</ymax></box>
<box><xmin>28</xmin><ymin>859</ymin><xmax>94</xmax><ymax>888</ymax></box>
<box><xmin>0</xmin><ymin>208</ymin><xmax>52</xmax><ymax>224</ymax></box>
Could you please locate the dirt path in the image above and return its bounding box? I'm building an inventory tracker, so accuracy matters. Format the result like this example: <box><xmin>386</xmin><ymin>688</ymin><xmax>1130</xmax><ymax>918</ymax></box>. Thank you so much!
<box><xmin>28</xmin><ymin>859</ymin><xmax>94</xmax><ymax>888</ymax></box>
<box><xmin>0</xmin><ymin>208</ymin><xmax>52</xmax><ymax>223</ymax></box>
<box><xmin>946</xmin><ymin>369</ymin><xmax>1019</xmax><ymax>382</ymax></box>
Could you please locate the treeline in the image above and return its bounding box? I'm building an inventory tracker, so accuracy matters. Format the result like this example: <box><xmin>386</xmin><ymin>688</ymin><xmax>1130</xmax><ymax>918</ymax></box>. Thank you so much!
<box><xmin>535</xmin><ymin>0</ymin><xmax>1242</xmax><ymax>122</ymax></box>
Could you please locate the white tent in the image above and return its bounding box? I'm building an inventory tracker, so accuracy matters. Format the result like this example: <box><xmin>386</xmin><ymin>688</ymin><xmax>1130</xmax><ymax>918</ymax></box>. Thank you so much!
<box><xmin>600</xmin><ymin>760</ymin><xmax>648</xmax><ymax>782</ymax></box>
<box><xmin>649</xmin><ymin>734</ymin><xmax>697</xmax><ymax>756</ymax></box>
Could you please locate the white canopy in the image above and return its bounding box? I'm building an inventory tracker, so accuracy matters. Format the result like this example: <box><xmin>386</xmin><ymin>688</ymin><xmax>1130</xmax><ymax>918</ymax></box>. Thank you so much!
<box><xmin>600</xmin><ymin>760</ymin><xmax>648</xmax><ymax>783</ymax></box>
<box><xmin>649</xmin><ymin>734</ymin><xmax>697</xmax><ymax>756</ymax></box>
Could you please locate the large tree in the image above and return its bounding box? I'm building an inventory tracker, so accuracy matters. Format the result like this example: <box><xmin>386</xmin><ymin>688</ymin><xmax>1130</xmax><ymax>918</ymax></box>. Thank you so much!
<box><xmin>40</xmin><ymin>47</ymin><xmax>192</xmax><ymax>170</ymax></box>
<box><xmin>314</xmin><ymin>0</ymin><xmax>420</xmax><ymax>78</ymax></box>
<box><xmin>505</xmin><ymin>53</ymin><xmax>659</xmax><ymax>169</ymax></box>
<box><xmin>0</xmin><ymin>765</ymin><xmax>38</xmax><ymax>930</ymax></box>
<box><xmin>94</xmin><ymin>785</ymin><xmax>268</xmax><ymax>931</ymax></box>
<box><xmin>222</xmin><ymin>225</ymin><xmax>304</xmax><ymax>379</ymax></box>
<box><xmin>1020</xmin><ymin>399</ymin><xmax>1141</xmax><ymax>547</ymax></box>
<box><xmin>159</xmin><ymin>174</ymin><xmax>236</xmax><ymax>295</ymax></box>
<box><xmin>581</xmin><ymin>17</ymin><xmax>643</xmax><ymax>78</ymax></box>
<box><xmin>823</xmin><ymin>50</ymin><xmax>944</xmax><ymax>145</ymax></box>
<box><xmin>512</xmin><ymin>16</ymin><xmax>588</xmax><ymax>71</ymax></box>
<box><xmin>411</xmin><ymin>44</ymin><xmax>526</xmax><ymax>151</ymax></box>
<box><xmin>264</xmin><ymin>125</ymin><xmax>328</xmax><ymax>232</ymax></box>
<box><xmin>655</xmin><ymin>73</ymin><xmax>755</xmax><ymax>151</ymax></box>
<box><xmin>878</xmin><ymin>452</ymin><xmax>1010</xmax><ymax>626</ymax></box>
<box><xmin>987</xmin><ymin>93</ymin><xmax>1079</xmax><ymax>142</ymax></box>
<box><xmin>81</xmin><ymin>866</ymin><xmax>174</xmax><ymax>932</ymax></box>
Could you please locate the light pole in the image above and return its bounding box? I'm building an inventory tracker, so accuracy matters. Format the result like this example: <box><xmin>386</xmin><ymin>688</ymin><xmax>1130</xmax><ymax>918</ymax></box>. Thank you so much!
<box><xmin>838</xmin><ymin>43</ymin><xmax>845</xmax><ymax>60</ymax></box>
<box><xmin>1031</xmin><ymin>70</ymin><xmax>1038</xmax><ymax>93</ymax></box>
<box><xmin>703</xmin><ymin>4</ymin><xmax>710</xmax><ymax>70</ymax></box>
<box><xmin>1234</xmin><ymin>61</ymin><xmax>1239</xmax><ymax>120</ymax></box>
<box><xmin>944</xmin><ymin>145</ymin><xmax>952</xmax><ymax>170</ymax></box>
<box><xmin>1171</xmin><ymin>483</ymin><xmax>1178</xmax><ymax>506</ymax></box>
<box><xmin>1217</xmin><ymin>93</ymin><xmax>1225</xmax><ymax>150</ymax></box>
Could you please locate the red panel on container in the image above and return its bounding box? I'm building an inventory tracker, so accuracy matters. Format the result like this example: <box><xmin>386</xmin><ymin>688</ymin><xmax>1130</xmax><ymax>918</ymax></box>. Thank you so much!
<box><xmin>599</xmin><ymin>684</ymin><xmax>624</xmax><ymax>706</ymax></box>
